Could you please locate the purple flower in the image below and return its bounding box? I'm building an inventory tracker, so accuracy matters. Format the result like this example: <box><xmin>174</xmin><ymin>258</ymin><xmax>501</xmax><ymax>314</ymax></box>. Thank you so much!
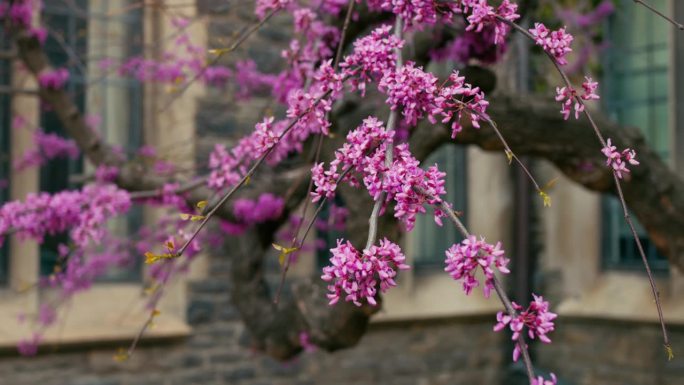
<box><xmin>445</xmin><ymin>235</ymin><xmax>510</xmax><ymax>297</ymax></box>
<box><xmin>529</xmin><ymin>23</ymin><xmax>574</xmax><ymax>66</ymax></box>
<box><xmin>601</xmin><ymin>138</ymin><xmax>639</xmax><ymax>179</ymax></box>
<box><xmin>322</xmin><ymin>238</ymin><xmax>410</xmax><ymax>306</ymax></box>
<box><xmin>493</xmin><ymin>294</ymin><xmax>558</xmax><ymax>362</ymax></box>
<box><xmin>38</xmin><ymin>68</ymin><xmax>70</xmax><ymax>90</ymax></box>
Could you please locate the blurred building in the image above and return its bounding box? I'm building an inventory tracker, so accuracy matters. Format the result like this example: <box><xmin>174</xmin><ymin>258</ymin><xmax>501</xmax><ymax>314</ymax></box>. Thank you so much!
<box><xmin>0</xmin><ymin>1</ymin><xmax>682</xmax><ymax>385</ymax></box>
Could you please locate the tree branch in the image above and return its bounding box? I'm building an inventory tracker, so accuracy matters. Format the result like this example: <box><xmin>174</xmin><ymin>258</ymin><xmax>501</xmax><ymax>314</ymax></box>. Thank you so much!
<box><xmin>410</xmin><ymin>95</ymin><xmax>684</xmax><ymax>272</ymax></box>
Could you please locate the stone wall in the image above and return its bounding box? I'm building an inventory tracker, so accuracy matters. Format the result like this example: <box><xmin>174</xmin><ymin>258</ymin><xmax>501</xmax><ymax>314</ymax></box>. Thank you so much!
<box><xmin>535</xmin><ymin>319</ymin><xmax>684</xmax><ymax>385</ymax></box>
<box><xmin>0</xmin><ymin>252</ymin><xmax>505</xmax><ymax>385</ymax></box>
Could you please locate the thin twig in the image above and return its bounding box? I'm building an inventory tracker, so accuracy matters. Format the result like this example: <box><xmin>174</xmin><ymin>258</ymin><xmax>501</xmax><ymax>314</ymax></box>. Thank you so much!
<box><xmin>333</xmin><ymin>0</ymin><xmax>357</xmax><ymax>68</ymax></box>
<box><xmin>158</xmin><ymin>7</ymin><xmax>280</xmax><ymax>113</ymax></box>
<box><xmin>129</xmin><ymin>177</ymin><xmax>207</xmax><ymax>199</ymax></box>
<box><xmin>364</xmin><ymin>16</ymin><xmax>403</xmax><ymax>250</ymax></box>
<box><xmin>273</xmin><ymin>0</ymin><xmax>358</xmax><ymax>303</ymax></box>
<box><xmin>633</xmin><ymin>0</ymin><xmax>684</xmax><ymax>30</ymax></box>
<box><xmin>174</xmin><ymin>87</ymin><xmax>335</xmax><ymax>257</ymax></box>
<box><xmin>454</xmin><ymin>100</ymin><xmax>543</xmax><ymax>193</ymax></box>
<box><xmin>500</xmin><ymin>16</ymin><xmax>671</xmax><ymax>356</ymax></box>
<box><xmin>418</xmin><ymin>187</ymin><xmax>536</xmax><ymax>382</ymax></box>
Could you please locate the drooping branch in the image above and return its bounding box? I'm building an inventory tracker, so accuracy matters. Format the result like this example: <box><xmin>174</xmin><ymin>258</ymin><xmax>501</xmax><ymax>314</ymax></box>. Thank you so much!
<box><xmin>410</xmin><ymin>94</ymin><xmax>684</xmax><ymax>272</ymax></box>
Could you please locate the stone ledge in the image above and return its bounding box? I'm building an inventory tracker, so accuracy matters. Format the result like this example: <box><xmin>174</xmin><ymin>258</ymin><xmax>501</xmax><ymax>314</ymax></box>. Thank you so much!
<box><xmin>556</xmin><ymin>271</ymin><xmax>684</xmax><ymax>325</ymax></box>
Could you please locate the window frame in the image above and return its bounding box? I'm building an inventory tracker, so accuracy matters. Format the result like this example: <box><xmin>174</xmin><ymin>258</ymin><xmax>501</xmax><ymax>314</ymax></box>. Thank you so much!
<box><xmin>600</xmin><ymin>0</ymin><xmax>671</xmax><ymax>274</ymax></box>
<box><xmin>0</xmin><ymin>0</ymin><xmax>204</xmax><ymax>350</ymax></box>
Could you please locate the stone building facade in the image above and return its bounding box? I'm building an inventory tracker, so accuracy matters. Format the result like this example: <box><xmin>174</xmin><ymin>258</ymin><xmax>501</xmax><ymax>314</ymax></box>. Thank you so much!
<box><xmin>0</xmin><ymin>1</ymin><xmax>683</xmax><ymax>385</ymax></box>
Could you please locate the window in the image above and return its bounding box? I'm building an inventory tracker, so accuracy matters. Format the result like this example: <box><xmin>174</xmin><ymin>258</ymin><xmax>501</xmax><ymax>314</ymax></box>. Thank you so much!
<box><xmin>410</xmin><ymin>144</ymin><xmax>467</xmax><ymax>269</ymax></box>
<box><xmin>601</xmin><ymin>0</ymin><xmax>670</xmax><ymax>271</ymax></box>
<box><xmin>39</xmin><ymin>0</ymin><xmax>144</xmax><ymax>280</ymax></box>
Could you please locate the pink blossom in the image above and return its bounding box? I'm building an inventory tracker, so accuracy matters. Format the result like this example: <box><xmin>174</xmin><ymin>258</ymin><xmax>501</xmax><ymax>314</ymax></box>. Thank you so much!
<box><xmin>601</xmin><ymin>138</ymin><xmax>639</xmax><ymax>179</ymax></box>
<box><xmin>38</xmin><ymin>68</ymin><xmax>70</xmax><ymax>90</ymax></box>
<box><xmin>29</xmin><ymin>27</ymin><xmax>47</xmax><ymax>45</ymax></box>
<box><xmin>312</xmin><ymin>116</ymin><xmax>447</xmax><ymax>230</ymax></box>
<box><xmin>458</xmin><ymin>0</ymin><xmax>520</xmax><ymax>44</ymax></box>
<box><xmin>17</xmin><ymin>334</ymin><xmax>41</xmax><ymax>356</ymax></box>
<box><xmin>532</xmin><ymin>374</ymin><xmax>558</xmax><ymax>385</ymax></box>
<box><xmin>0</xmin><ymin>184</ymin><xmax>131</xmax><ymax>249</ymax></box>
<box><xmin>14</xmin><ymin>131</ymin><xmax>79</xmax><ymax>171</ymax></box>
<box><xmin>444</xmin><ymin>236</ymin><xmax>510</xmax><ymax>297</ymax></box>
<box><xmin>253</xmin><ymin>117</ymin><xmax>280</xmax><ymax>153</ymax></box>
<box><xmin>37</xmin><ymin>304</ymin><xmax>57</xmax><ymax>327</ymax></box>
<box><xmin>299</xmin><ymin>332</ymin><xmax>317</xmax><ymax>353</ymax></box>
<box><xmin>529</xmin><ymin>23</ymin><xmax>574</xmax><ymax>66</ymax></box>
<box><xmin>94</xmin><ymin>165</ymin><xmax>119</xmax><ymax>184</ymax></box>
<box><xmin>555</xmin><ymin>86</ymin><xmax>584</xmax><ymax>120</ymax></box>
<box><xmin>581</xmin><ymin>76</ymin><xmax>600</xmax><ymax>100</ymax></box>
<box><xmin>322</xmin><ymin>238</ymin><xmax>410</xmax><ymax>306</ymax></box>
<box><xmin>379</xmin><ymin>62</ymin><xmax>439</xmax><ymax>127</ymax></box>
<box><xmin>232</xmin><ymin>193</ymin><xmax>284</xmax><ymax>224</ymax></box>
<box><xmin>493</xmin><ymin>294</ymin><xmax>557</xmax><ymax>361</ymax></box>
<box><xmin>255</xmin><ymin>0</ymin><xmax>293</xmax><ymax>19</ymax></box>
<box><xmin>340</xmin><ymin>25</ymin><xmax>404</xmax><ymax>95</ymax></box>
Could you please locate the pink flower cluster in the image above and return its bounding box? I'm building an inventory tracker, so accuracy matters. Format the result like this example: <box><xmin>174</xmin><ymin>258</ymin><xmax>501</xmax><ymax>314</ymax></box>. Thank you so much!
<box><xmin>233</xmin><ymin>193</ymin><xmax>285</xmax><ymax>224</ymax></box>
<box><xmin>431</xmin><ymin>24</ymin><xmax>507</xmax><ymax>65</ymax></box>
<box><xmin>341</xmin><ymin>25</ymin><xmax>404</xmax><ymax>95</ymax></box>
<box><xmin>14</xmin><ymin>130</ymin><xmax>80</xmax><ymax>171</ymax></box>
<box><xmin>379</xmin><ymin>63</ymin><xmax>489</xmax><ymax>134</ymax></box>
<box><xmin>431</xmin><ymin>70</ymin><xmax>489</xmax><ymax>137</ymax></box>
<box><xmin>0</xmin><ymin>184</ymin><xmax>131</xmax><ymax>248</ymax></box>
<box><xmin>208</xmin><ymin>62</ymin><xmax>342</xmax><ymax>190</ymax></box>
<box><xmin>555</xmin><ymin>77</ymin><xmax>600</xmax><ymax>120</ymax></box>
<box><xmin>601</xmin><ymin>138</ymin><xmax>639</xmax><ymax>179</ymax></box>
<box><xmin>529</xmin><ymin>23</ymin><xmax>574</xmax><ymax>66</ymax></box>
<box><xmin>494</xmin><ymin>294</ymin><xmax>557</xmax><ymax>361</ymax></box>
<box><xmin>0</xmin><ymin>0</ymin><xmax>35</xmax><ymax>28</ymax></box>
<box><xmin>94</xmin><ymin>165</ymin><xmax>120</xmax><ymax>183</ymax></box>
<box><xmin>444</xmin><ymin>235</ymin><xmax>510</xmax><ymax>297</ymax></box>
<box><xmin>38</xmin><ymin>68</ymin><xmax>69</xmax><ymax>90</ymax></box>
<box><xmin>255</xmin><ymin>0</ymin><xmax>293</xmax><ymax>18</ymax></box>
<box><xmin>312</xmin><ymin>116</ymin><xmax>447</xmax><ymax>230</ymax></box>
<box><xmin>382</xmin><ymin>0</ymin><xmax>458</xmax><ymax>30</ymax></box>
<box><xmin>532</xmin><ymin>374</ymin><xmax>558</xmax><ymax>385</ymax></box>
<box><xmin>459</xmin><ymin>0</ymin><xmax>520</xmax><ymax>44</ymax></box>
<box><xmin>321</xmin><ymin>238</ymin><xmax>410</xmax><ymax>306</ymax></box>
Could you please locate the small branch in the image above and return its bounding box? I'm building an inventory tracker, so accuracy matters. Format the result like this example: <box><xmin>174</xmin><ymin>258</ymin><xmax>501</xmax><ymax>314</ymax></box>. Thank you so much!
<box><xmin>129</xmin><ymin>177</ymin><xmax>207</xmax><ymax>199</ymax></box>
<box><xmin>333</xmin><ymin>0</ymin><xmax>357</xmax><ymax>68</ymax></box>
<box><xmin>633</xmin><ymin>0</ymin><xmax>684</xmax><ymax>30</ymax></box>
<box><xmin>274</xmin><ymin>0</ymin><xmax>358</xmax><ymax>301</ymax></box>
<box><xmin>158</xmin><ymin>6</ymin><xmax>281</xmax><ymax>112</ymax></box>
<box><xmin>612</xmin><ymin>171</ymin><xmax>672</xmax><ymax>355</ymax></box>
<box><xmin>454</xmin><ymin>100</ymin><xmax>543</xmax><ymax>193</ymax></box>
<box><xmin>501</xmin><ymin>16</ymin><xmax>671</xmax><ymax>357</ymax></box>
<box><xmin>364</xmin><ymin>16</ymin><xmax>403</xmax><ymax>250</ymax></box>
<box><xmin>174</xmin><ymin>87</ymin><xmax>335</xmax><ymax>257</ymax></box>
<box><xmin>418</xmin><ymin>187</ymin><xmax>536</xmax><ymax>383</ymax></box>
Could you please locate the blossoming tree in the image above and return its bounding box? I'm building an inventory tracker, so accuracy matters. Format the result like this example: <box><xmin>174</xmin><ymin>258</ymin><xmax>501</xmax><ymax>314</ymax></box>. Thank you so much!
<box><xmin>1</xmin><ymin>0</ymin><xmax>683</xmax><ymax>383</ymax></box>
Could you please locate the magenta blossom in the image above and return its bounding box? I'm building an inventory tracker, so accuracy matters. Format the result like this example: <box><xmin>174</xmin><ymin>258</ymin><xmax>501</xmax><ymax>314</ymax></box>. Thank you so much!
<box><xmin>601</xmin><ymin>138</ymin><xmax>639</xmax><ymax>179</ymax></box>
<box><xmin>38</xmin><ymin>68</ymin><xmax>70</xmax><ymax>90</ymax></box>
<box><xmin>322</xmin><ymin>238</ymin><xmax>410</xmax><ymax>306</ymax></box>
<box><xmin>529</xmin><ymin>23</ymin><xmax>574</xmax><ymax>66</ymax></box>
<box><xmin>444</xmin><ymin>235</ymin><xmax>510</xmax><ymax>297</ymax></box>
<box><xmin>494</xmin><ymin>294</ymin><xmax>557</xmax><ymax>362</ymax></box>
<box><xmin>532</xmin><ymin>373</ymin><xmax>558</xmax><ymax>385</ymax></box>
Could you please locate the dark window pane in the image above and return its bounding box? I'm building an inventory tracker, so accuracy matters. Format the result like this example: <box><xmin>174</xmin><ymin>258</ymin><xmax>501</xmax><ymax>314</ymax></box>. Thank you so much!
<box><xmin>602</xmin><ymin>0</ymin><xmax>669</xmax><ymax>272</ymax></box>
